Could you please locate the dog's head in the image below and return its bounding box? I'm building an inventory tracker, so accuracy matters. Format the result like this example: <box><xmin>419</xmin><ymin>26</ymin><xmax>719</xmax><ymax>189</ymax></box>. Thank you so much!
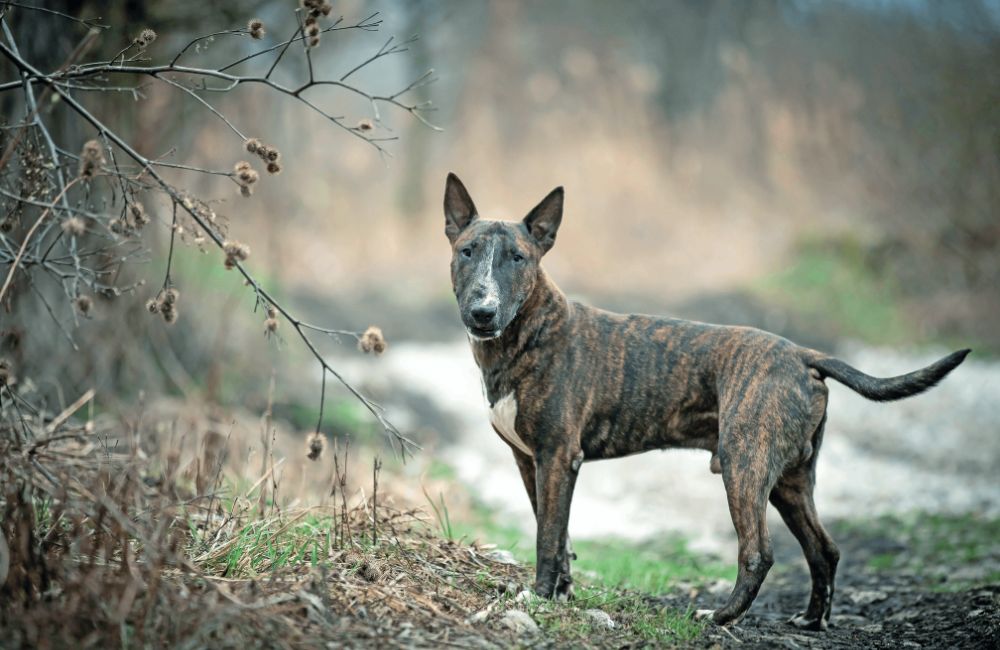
<box><xmin>443</xmin><ymin>173</ymin><xmax>563</xmax><ymax>340</ymax></box>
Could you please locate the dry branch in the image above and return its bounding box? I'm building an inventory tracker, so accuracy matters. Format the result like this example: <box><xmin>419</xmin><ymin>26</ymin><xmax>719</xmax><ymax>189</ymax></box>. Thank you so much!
<box><xmin>0</xmin><ymin>3</ymin><xmax>433</xmax><ymax>457</ymax></box>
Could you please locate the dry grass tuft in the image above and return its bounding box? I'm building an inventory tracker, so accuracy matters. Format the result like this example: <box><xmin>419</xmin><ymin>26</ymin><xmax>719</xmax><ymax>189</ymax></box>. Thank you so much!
<box><xmin>0</xmin><ymin>396</ymin><xmax>538</xmax><ymax>649</ymax></box>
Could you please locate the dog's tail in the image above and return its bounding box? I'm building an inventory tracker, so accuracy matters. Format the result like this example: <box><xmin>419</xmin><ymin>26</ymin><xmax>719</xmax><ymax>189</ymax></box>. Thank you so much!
<box><xmin>803</xmin><ymin>348</ymin><xmax>970</xmax><ymax>402</ymax></box>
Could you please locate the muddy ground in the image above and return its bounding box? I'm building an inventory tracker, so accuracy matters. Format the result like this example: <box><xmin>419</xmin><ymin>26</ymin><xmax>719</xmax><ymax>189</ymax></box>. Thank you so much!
<box><xmin>450</xmin><ymin>512</ymin><xmax>999</xmax><ymax>649</ymax></box>
<box><xmin>662</xmin><ymin>518</ymin><xmax>1000</xmax><ymax>649</ymax></box>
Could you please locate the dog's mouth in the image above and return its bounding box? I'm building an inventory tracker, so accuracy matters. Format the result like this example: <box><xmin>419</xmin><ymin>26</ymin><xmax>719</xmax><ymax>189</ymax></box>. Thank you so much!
<box><xmin>467</xmin><ymin>326</ymin><xmax>501</xmax><ymax>341</ymax></box>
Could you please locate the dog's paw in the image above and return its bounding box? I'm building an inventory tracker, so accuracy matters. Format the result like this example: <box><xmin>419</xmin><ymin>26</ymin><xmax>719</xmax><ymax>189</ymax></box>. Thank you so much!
<box><xmin>531</xmin><ymin>581</ymin><xmax>555</xmax><ymax>600</ymax></box>
<box><xmin>699</xmin><ymin>608</ymin><xmax>748</xmax><ymax>628</ymax></box>
<box><xmin>555</xmin><ymin>583</ymin><xmax>575</xmax><ymax>602</ymax></box>
<box><xmin>788</xmin><ymin>612</ymin><xmax>828</xmax><ymax>631</ymax></box>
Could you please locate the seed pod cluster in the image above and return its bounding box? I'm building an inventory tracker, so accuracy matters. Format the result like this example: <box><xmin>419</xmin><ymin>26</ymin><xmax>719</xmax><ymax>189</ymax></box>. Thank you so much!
<box><xmin>109</xmin><ymin>201</ymin><xmax>151</xmax><ymax>238</ymax></box>
<box><xmin>357</xmin><ymin>326</ymin><xmax>387</xmax><ymax>355</ymax></box>
<box><xmin>264</xmin><ymin>306</ymin><xmax>279</xmax><ymax>334</ymax></box>
<box><xmin>129</xmin><ymin>201</ymin><xmax>149</xmax><ymax>229</ymax></box>
<box><xmin>74</xmin><ymin>295</ymin><xmax>92</xmax><ymax>316</ymax></box>
<box><xmin>302</xmin><ymin>1</ymin><xmax>333</xmax><ymax>47</ymax></box>
<box><xmin>248</xmin><ymin>18</ymin><xmax>265</xmax><ymax>40</ymax></box>
<box><xmin>78</xmin><ymin>140</ymin><xmax>105</xmax><ymax>179</ymax></box>
<box><xmin>135</xmin><ymin>28</ymin><xmax>157</xmax><ymax>48</ymax></box>
<box><xmin>306</xmin><ymin>431</ymin><xmax>326</xmax><ymax>461</ymax></box>
<box><xmin>223</xmin><ymin>240</ymin><xmax>250</xmax><ymax>270</ymax></box>
<box><xmin>233</xmin><ymin>161</ymin><xmax>260</xmax><ymax>197</ymax></box>
<box><xmin>147</xmin><ymin>288</ymin><xmax>180</xmax><ymax>324</ymax></box>
<box><xmin>242</xmin><ymin>139</ymin><xmax>282</xmax><ymax>177</ymax></box>
<box><xmin>61</xmin><ymin>216</ymin><xmax>86</xmax><ymax>237</ymax></box>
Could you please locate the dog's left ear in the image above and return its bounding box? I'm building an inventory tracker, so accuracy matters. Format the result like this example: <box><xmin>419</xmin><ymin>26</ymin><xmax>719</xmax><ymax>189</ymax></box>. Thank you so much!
<box><xmin>523</xmin><ymin>187</ymin><xmax>563</xmax><ymax>254</ymax></box>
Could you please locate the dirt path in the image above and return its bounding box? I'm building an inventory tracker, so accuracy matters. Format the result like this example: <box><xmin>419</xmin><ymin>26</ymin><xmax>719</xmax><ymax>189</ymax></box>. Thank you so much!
<box><xmin>672</xmin><ymin>518</ymin><xmax>1000</xmax><ymax>648</ymax></box>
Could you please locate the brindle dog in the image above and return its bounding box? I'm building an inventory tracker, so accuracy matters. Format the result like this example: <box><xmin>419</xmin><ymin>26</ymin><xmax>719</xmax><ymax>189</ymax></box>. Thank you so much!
<box><xmin>442</xmin><ymin>173</ymin><xmax>969</xmax><ymax>630</ymax></box>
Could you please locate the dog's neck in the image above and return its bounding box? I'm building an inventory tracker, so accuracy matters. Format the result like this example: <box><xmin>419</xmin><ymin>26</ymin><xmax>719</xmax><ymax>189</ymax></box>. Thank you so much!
<box><xmin>470</xmin><ymin>269</ymin><xmax>570</xmax><ymax>404</ymax></box>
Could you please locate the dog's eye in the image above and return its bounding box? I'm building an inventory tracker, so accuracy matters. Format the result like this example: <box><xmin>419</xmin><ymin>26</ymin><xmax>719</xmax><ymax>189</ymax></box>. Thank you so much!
<box><xmin>512</xmin><ymin>253</ymin><xmax>524</xmax><ymax>263</ymax></box>
<box><xmin>461</xmin><ymin>247</ymin><xmax>472</xmax><ymax>258</ymax></box>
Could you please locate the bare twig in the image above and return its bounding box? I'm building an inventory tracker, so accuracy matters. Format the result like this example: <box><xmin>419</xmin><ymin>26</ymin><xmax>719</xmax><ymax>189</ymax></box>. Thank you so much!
<box><xmin>0</xmin><ymin>5</ymin><xmax>430</xmax><ymax>458</ymax></box>
<box><xmin>0</xmin><ymin>176</ymin><xmax>81</xmax><ymax>302</ymax></box>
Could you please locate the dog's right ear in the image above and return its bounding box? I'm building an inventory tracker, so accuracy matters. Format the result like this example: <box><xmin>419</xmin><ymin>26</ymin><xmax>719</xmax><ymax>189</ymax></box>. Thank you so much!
<box><xmin>444</xmin><ymin>173</ymin><xmax>478</xmax><ymax>243</ymax></box>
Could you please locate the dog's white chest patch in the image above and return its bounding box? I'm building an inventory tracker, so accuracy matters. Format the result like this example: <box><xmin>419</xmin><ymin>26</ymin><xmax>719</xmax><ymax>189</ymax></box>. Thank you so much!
<box><xmin>489</xmin><ymin>392</ymin><xmax>532</xmax><ymax>456</ymax></box>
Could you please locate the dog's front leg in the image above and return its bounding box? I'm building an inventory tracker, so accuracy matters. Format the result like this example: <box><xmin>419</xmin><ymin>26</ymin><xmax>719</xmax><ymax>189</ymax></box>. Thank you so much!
<box><xmin>533</xmin><ymin>446</ymin><xmax>583</xmax><ymax>600</ymax></box>
<box><xmin>513</xmin><ymin>449</ymin><xmax>538</xmax><ymax>515</ymax></box>
<box><xmin>517</xmin><ymin>448</ymin><xmax>577</xmax><ymax>597</ymax></box>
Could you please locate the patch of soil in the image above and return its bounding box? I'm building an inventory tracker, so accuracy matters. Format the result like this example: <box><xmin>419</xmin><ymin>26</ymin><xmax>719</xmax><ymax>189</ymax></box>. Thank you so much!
<box><xmin>659</xmin><ymin>521</ymin><xmax>1000</xmax><ymax>649</ymax></box>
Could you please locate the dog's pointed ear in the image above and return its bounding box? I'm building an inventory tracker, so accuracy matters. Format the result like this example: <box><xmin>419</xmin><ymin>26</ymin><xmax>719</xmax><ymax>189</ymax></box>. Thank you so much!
<box><xmin>523</xmin><ymin>186</ymin><xmax>563</xmax><ymax>254</ymax></box>
<box><xmin>444</xmin><ymin>173</ymin><xmax>478</xmax><ymax>243</ymax></box>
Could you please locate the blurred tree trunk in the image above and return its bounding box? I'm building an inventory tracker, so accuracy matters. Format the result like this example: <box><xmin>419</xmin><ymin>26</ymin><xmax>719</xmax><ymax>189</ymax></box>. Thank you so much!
<box><xmin>397</xmin><ymin>2</ymin><xmax>433</xmax><ymax>219</ymax></box>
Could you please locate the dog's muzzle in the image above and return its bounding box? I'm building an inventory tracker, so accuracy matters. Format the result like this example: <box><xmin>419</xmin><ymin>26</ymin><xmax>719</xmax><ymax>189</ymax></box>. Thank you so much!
<box><xmin>466</xmin><ymin>301</ymin><xmax>501</xmax><ymax>339</ymax></box>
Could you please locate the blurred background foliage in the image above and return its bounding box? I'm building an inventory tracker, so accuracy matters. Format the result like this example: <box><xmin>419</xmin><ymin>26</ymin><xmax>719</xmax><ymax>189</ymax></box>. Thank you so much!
<box><xmin>2</xmin><ymin>0</ymin><xmax>998</xmax><ymax>420</ymax></box>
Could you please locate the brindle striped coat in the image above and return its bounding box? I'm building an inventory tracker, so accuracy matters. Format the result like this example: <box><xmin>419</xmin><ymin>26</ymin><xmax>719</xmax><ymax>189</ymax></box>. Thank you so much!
<box><xmin>443</xmin><ymin>173</ymin><xmax>969</xmax><ymax>629</ymax></box>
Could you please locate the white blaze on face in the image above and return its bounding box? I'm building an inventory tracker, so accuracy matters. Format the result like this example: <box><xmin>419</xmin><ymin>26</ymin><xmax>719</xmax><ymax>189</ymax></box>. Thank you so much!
<box><xmin>490</xmin><ymin>391</ymin><xmax>531</xmax><ymax>456</ymax></box>
<box><xmin>476</xmin><ymin>239</ymin><xmax>499</xmax><ymax>310</ymax></box>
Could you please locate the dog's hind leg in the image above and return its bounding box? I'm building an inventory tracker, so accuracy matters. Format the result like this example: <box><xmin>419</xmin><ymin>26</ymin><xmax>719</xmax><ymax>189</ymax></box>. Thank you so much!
<box><xmin>769</xmin><ymin>420</ymin><xmax>839</xmax><ymax>630</ymax></box>
<box><xmin>770</xmin><ymin>478</ymin><xmax>839</xmax><ymax>630</ymax></box>
<box><xmin>710</xmin><ymin>436</ymin><xmax>777</xmax><ymax>626</ymax></box>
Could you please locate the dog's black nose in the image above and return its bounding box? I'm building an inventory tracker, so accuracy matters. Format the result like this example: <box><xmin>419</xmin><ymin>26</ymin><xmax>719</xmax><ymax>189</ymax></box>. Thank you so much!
<box><xmin>471</xmin><ymin>305</ymin><xmax>497</xmax><ymax>326</ymax></box>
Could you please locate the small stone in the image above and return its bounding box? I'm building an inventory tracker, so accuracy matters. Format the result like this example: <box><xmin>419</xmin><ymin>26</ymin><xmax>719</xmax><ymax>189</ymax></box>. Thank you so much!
<box><xmin>967</xmin><ymin>609</ymin><xmax>983</xmax><ymax>618</ymax></box>
<box><xmin>468</xmin><ymin>609</ymin><xmax>490</xmax><ymax>624</ymax></box>
<box><xmin>901</xmin><ymin>641</ymin><xmax>921</xmax><ymax>648</ymax></box>
<box><xmin>848</xmin><ymin>589</ymin><xmax>888</xmax><ymax>605</ymax></box>
<box><xmin>861</xmin><ymin>623</ymin><xmax>884</xmax><ymax>634</ymax></box>
<box><xmin>837</xmin><ymin>614</ymin><xmax>869</xmax><ymax>625</ymax></box>
<box><xmin>499</xmin><ymin>609</ymin><xmax>538</xmax><ymax>634</ymax></box>
<box><xmin>788</xmin><ymin>633</ymin><xmax>816</xmax><ymax>644</ymax></box>
<box><xmin>484</xmin><ymin>549</ymin><xmax>518</xmax><ymax>565</ymax></box>
<box><xmin>889</xmin><ymin>609</ymin><xmax>921</xmax><ymax>622</ymax></box>
<box><xmin>583</xmin><ymin>608</ymin><xmax>615</xmax><ymax>629</ymax></box>
<box><xmin>515</xmin><ymin>589</ymin><xmax>539</xmax><ymax>604</ymax></box>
